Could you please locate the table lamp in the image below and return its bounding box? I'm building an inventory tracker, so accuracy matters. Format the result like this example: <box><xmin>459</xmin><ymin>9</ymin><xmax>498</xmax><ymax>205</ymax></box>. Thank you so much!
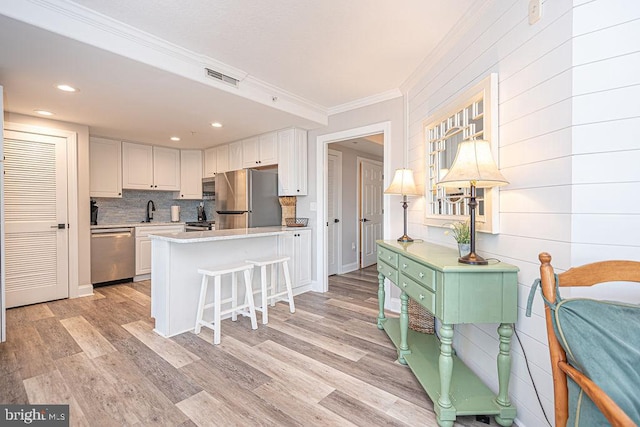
<box><xmin>385</xmin><ymin>168</ymin><xmax>421</xmax><ymax>242</ymax></box>
<box><xmin>438</xmin><ymin>140</ymin><xmax>508</xmax><ymax>265</ymax></box>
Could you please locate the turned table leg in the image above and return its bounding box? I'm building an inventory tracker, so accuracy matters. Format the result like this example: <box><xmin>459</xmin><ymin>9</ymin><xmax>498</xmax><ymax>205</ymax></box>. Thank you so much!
<box><xmin>435</xmin><ymin>323</ymin><xmax>455</xmax><ymax>426</ymax></box>
<box><xmin>377</xmin><ymin>272</ymin><xmax>386</xmax><ymax>329</ymax></box>
<box><xmin>495</xmin><ymin>323</ymin><xmax>515</xmax><ymax>426</ymax></box>
<box><xmin>398</xmin><ymin>291</ymin><xmax>410</xmax><ymax>365</ymax></box>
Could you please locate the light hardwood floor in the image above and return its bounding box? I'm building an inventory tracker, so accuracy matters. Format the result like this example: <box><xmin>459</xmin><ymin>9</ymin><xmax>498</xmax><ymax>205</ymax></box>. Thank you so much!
<box><xmin>0</xmin><ymin>266</ymin><xmax>497</xmax><ymax>426</ymax></box>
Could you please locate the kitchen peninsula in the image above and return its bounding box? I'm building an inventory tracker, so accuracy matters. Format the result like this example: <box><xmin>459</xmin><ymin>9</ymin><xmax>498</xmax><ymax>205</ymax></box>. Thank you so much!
<box><xmin>149</xmin><ymin>226</ymin><xmax>310</xmax><ymax>337</ymax></box>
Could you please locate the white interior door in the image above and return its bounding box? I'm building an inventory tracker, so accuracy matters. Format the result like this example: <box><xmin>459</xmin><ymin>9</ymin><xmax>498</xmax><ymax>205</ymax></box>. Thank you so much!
<box><xmin>360</xmin><ymin>159</ymin><xmax>383</xmax><ymax>268</ymax></box>
<box><xmin>327</xmin><ymin>150</ymin><xmax>342</xmax><ymax>276</ymax></box>
<box><xmin>4</xmin><ymin>129</ymin><xmax>69</xmax><ymax>308</ymax></box>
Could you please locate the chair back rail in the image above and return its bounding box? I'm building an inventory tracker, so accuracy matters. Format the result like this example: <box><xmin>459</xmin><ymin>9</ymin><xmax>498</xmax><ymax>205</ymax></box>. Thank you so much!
<box><xmin>538</xmin><ymin>252</ymin><xmax>640</xmax><ymax>427</ymax></box>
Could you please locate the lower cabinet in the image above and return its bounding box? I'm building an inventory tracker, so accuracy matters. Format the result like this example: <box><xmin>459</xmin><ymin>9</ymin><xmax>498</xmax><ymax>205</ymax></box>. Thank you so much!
<box><xmin>279</xmin><ymin>229</ymin><xmax>312</xmax><ymax>289</ymax></box>
<box><xmin>135</xmin><ymin>225</ymin><xmax>185</xmax><ymax>276</ymax></box>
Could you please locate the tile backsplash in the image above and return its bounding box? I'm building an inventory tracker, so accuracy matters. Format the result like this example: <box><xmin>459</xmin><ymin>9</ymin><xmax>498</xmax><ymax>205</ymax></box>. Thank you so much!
<box><xmin>91</xmin><ymin>190</ymin><xmax>215</xmax><ymax>225</ymax></box>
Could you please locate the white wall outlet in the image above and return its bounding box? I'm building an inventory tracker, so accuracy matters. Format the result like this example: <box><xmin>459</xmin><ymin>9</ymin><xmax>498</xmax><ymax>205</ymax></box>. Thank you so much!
<box><xmin>351</xmin><ymin>242</ymin><xmax>356</xmax><ymax>250</ymax></box>
<box><xmin>528</xmin><ymin>0</ymin><xmax>542</xmax><ymax>25</ymax></box>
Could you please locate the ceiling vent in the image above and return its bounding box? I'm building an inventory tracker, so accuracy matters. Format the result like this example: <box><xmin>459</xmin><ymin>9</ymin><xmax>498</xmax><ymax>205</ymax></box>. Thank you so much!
<box><xmin>205</xmin><ymin>68</ymin><xmax>239</xmax><ymax>87</ymax></box>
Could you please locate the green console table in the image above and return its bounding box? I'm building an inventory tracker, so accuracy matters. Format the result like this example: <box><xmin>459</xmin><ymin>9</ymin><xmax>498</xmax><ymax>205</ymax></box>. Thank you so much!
<box><xmin>376</xmin><ymin>240</ymin><xmax>519</xmax><ymax>427</ymax></box>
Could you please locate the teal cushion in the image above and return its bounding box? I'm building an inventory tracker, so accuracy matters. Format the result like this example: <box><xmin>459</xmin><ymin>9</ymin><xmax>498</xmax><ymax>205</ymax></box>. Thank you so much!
<box><xmin>552</xmin><ymin>298</ymin><xmax>640</xmax><ymax>426</ymax></box>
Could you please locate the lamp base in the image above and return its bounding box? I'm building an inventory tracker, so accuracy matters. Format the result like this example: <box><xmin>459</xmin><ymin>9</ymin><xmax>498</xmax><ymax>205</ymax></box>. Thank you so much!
<box><xmin>458</xmin><ymin>251</ymin><xmax>488</xmax><ymax>265</ymax></box>
<box><xmin>397</xmin><ymin>234</ymin><xmax>414</xmax><ymax>243</ymax></box>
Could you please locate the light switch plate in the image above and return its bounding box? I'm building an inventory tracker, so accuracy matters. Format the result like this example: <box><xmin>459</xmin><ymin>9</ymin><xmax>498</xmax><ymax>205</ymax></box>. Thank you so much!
<box><xmin>528</xmin><ymin>0</ymin><xmax>542</xmax><ymax>25</ymax></box>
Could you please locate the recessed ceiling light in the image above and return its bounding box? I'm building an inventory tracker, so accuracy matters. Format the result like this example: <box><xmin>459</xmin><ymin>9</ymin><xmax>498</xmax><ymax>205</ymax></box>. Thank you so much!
<box><xmin>211</xmin><ymin>122</ymin><xmax>223</xmax><ymax>128</ymax></box>
<box><xmin>57</xmin><ymin>84</ymin><xmax>77</xmax><ymax>92</ymax></box>
<box><xmin>34</xmin><ymin>110</ymin><xmax>54</xmax><ymax>116</ymax></box>
<box><xmin>170</xmin><ymin>136</ymin><xmax>181</xmax><ymax>142</ymax></box>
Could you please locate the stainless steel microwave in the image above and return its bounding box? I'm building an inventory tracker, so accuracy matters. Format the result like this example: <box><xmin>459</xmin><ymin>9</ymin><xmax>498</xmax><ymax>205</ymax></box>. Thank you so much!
<box><xmin>202</xmin><ymin>177</ymin><xmax>215</xmax><ymax>200</ymax></box>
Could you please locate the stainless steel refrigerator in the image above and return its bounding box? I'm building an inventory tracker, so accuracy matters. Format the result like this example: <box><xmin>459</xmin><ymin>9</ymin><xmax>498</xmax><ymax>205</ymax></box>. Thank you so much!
<box><xmin>215</xmin><ymin>168</ymin><xmax>282</xmax><ymax>229</ymax></box>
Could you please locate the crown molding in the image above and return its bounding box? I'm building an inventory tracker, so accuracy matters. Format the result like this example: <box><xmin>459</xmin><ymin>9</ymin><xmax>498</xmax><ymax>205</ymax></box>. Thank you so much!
<box><xmin>0</xmin><ymin>0</ymin><xmax>327</xmax><ymax>125</ymax></box>
<box><xmin>328</xmin><ymin>88</ymin><xmax>403</xmax><ymax>116</ymax></box>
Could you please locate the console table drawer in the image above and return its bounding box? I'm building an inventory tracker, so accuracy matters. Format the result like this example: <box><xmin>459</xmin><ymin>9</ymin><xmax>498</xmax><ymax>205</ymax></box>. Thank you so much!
<box><xmin>399</xmin><ymin>274</ymin><xmax>435</xmax><ymax>313</ymax></box>
<box><xmin>399</xmin><ymin>256</ymin><xmax>436</xmax><ymax>292</ymax></box>
<box><xmin>377</xmin><ymin>246</ymin><xmax>399</xmax><ymax>268</ymax></box>
<box><xmin>377</xmin><ymin>262</ymin><xmax>398</xmax><ymax>284</ymax></box>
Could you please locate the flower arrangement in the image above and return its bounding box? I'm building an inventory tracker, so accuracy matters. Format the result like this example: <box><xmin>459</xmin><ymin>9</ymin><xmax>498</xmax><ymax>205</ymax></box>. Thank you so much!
<box><xmin>445</xmin><ymin>221</ymin><xmax>470</xmax><ymax>244</ymax></box>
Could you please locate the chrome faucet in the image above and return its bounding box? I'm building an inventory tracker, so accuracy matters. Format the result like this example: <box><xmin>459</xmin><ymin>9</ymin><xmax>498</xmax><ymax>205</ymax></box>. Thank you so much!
<box><xmin>145</xmin><ymin>200</ymin><xmax>156</xmax><ymax>222</ymax></box>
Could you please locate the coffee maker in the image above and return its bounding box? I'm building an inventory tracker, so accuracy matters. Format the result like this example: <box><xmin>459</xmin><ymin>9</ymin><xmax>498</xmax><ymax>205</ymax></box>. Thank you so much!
<box><xmin>197</xmin><ymin>204</ymin><xmax>206</xmax><ymax>222</ymax></box>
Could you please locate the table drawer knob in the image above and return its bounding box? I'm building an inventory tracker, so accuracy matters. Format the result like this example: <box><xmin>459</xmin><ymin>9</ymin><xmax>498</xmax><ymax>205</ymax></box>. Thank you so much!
<box><xmin>419</xmin><ymin>272</ymin><xmax>424</xmax><ymax>278</ymax></box>
<box><xmin>402</xmin><ymin>282</ymin><xmax>407</xmax><ymax>288</ymax></box>
<box><xmin>387</xmin><ymin>256</ymin><xmax>392</xmax><ymax>260</ymax></box>
<box><xmin>419</xmin><ymin>294</ymin><xmax>425</xmax><ymax>300</ymax></box>
<box><xmin>402</xmin><ymin>263</ymin><xmax>407</xmax><ymax>268</ymax></box>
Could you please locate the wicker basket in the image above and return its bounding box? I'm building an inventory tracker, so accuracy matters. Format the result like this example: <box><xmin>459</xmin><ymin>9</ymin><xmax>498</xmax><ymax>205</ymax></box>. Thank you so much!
<box><xmin>408</xmin><ymin>297</ymin><xmax>435</xmax><ymax>334</ymax></box>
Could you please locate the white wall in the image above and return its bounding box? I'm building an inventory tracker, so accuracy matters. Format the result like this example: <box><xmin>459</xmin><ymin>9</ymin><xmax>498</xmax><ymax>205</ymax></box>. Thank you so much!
<box><xmin>400</xmin><ymin>0</ymin><xmax>640</xmax><ymax>426</ymax></box>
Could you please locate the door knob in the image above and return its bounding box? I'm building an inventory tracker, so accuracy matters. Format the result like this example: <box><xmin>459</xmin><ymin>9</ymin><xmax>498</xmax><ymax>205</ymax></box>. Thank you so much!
<box><xmin>361</xmin><ymin>218</ymin><xmax>370</xmax><ymax>222</ymax></box>
<box><xmin>334</xmin><ymin>218</ymin><xmax>340</xmax><ymax>223</ymax></box>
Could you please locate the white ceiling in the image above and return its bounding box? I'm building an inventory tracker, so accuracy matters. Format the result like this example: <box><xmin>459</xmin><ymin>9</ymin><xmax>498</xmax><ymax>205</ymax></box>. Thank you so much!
<box><xmin>0</xmin><ymin>0</ymin><xmax>475</xmax><ymax>149</ymax></box>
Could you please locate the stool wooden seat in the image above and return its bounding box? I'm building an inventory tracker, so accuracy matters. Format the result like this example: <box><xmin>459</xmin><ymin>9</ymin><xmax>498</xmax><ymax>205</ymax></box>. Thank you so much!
<box><xmin>194</xmin><ymin>262</ymin><xmax>257</xmax><ymax>345</ymax></box>
<box><xmin>245</xmin><ymin>256</ymin><xmax>295</xmax><ymax>324</ymax></box>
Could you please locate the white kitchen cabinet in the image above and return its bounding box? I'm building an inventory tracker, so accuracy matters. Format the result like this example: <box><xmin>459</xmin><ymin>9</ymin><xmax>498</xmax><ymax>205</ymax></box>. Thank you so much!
<box><xmin>122</xmin><ymin>142</ymin><xmax>153</xmax><ymax>190</ymax></box>
<box><xmin>228</xmin><ymin>141</ymin><xmax>243</xmax><ymax>171</ymax></box>
<box><xmin>279</xmin><ymin>228</ymin><xmax>312</xmax><ymax>289</ymax></box>
<box><xmin>216</xmin><ymin>144</ymin><xmax>229</xmax><ymax>173</ymax></box>
<box><xmin>242</xmin><ymin>132</ymin><xmax>277</xmax><ymax>168</ymax></box>
<box><xmin>175</xmin><ymin>150</ymin><xmax>202</xmax><ymax>199</ymax></box>
<box><xmin>90</xmin><ymin>137</ymin><xmax>122</xmax><ymax>198</ymax></box>
<box><xmin>153</xmin><ymin>146</ymin><xmax>181</xmax><ymax>191</ymax></box>
<box><xmin>122</xmin><ymin>142</ymin><xmax>180</xmax><ymax>191</ymax></box>
<box><xmin>278</xmin><ymin>128</ymin><xmax>307</xmax><ymax>196</ymax></box>
<box><xmin>242</xmin><ymin>136</ymin><xmax>259</xmax><ymax>168</ymax></box>
<box><xmin>135</xmin><ymin>224</ymin><xmax>185</xmax><ymax>277</ymax></box>
<box><xmin>203</xmin><ymin>147</ymin><xmax>217</xmax><ymax>178</ymax></box>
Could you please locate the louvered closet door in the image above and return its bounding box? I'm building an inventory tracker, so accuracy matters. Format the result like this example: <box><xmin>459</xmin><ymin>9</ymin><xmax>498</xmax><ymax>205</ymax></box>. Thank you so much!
<box><xmin>4</xmin><ymin>130</ymin><xmax>68</xmax><ymax>308</ymax></box>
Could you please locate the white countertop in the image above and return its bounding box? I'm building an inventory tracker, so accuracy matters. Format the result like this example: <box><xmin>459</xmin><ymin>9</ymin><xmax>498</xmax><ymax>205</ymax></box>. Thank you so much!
<box><xmin>91</xmin><ymin>222</ymin><xmax>185</xmax><ymax>229</ymax></box>
<box><xmin>149</xmin><ymin>226</ymin><xmax>309</xmax><ymax>243</ymax></box>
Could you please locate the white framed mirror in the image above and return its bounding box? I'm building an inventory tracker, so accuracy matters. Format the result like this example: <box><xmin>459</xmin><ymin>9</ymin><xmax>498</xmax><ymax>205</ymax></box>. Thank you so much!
<box><xmin>424</xmin><ymin>73</ymin><xmax>501</xmax><ymax>233</ymax></box>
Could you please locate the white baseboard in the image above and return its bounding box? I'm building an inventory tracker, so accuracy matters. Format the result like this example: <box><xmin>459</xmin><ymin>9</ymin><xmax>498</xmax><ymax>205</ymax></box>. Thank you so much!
<box><xmin>340</xmin><ymin>262</ymin><xmax>359</xmax><ymax>274</ymax></box>
<box><xmin>75</xmin><ymin>283</ymin><xmax>94</xmax><ymax>298</ymax></box>
<box><xmin>293</xmin><ymin>283</ymin><xmax>313</xmax><ymax>296</ymax></box>
<box><xmin>134</xmin><ymin>274</ymin><xmax>151</xmax><ymax>282</ymax></box>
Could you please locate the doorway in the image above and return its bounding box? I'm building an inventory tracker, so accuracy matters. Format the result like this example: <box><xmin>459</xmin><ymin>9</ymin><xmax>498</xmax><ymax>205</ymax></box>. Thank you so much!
<box><xmin>316</xmin><ymin>122</ymin><xmax>391</xmax><ymax>293</ymax></box>
<box><xmin>3</xmin><ymin>123</ymin><xmax>77</xmax><ymax>308</ymax></box>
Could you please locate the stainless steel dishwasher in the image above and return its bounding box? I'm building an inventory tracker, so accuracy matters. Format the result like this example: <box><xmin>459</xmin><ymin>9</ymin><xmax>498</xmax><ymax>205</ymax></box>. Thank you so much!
<box><xmin>91</xmin><ymin>227</ymin><xmax>135</xmax><ymax>284</ymax></box>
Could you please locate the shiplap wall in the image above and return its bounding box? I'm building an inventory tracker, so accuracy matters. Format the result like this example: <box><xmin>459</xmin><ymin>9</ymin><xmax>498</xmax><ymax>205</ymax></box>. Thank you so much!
<box><xmin>402</xmin><ymin>0</ymin><xmax>640</xmax><ymax>426</ymax></box>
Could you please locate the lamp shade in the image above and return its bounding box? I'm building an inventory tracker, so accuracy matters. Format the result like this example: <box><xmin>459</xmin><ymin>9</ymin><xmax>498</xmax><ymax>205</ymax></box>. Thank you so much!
<box><xmin>385</xmin><ymin>168</ymin><xmax>420</xmax><ymax>196</ymax></box>
<box><xmin>438</xmin><ymin>139</ymin><xmax>508</xmax><ymax>188</ymax></box>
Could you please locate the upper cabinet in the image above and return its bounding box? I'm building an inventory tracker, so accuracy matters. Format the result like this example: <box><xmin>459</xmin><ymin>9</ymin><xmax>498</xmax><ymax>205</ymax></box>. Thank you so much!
<box><xmin>228</xmin><ymin>141</ymin><xmax>243</xmax><ymax>171</ymax></box>
<box><xmin>122</xmin><ymin>142</ymin><xmax>180</xmax><ymax>191</ymax></box>
<box><xmin>203</xmin><ymin>147</ymin><xmax>216</xmax><ymax>178</ymax></box>
<box><xmin>90</xmin><ymin>137</ymin><xmax>122</xmax><ymax>198</ymax></box>
<box><xmin>175</xmin><ymin>150</ymin><xmax>202</xmax><ymax>199</ymax></box>
<box><xmin>216</xmin><ymin>144</ymin><xmax>229</xmax><ymax>173</ymax></box>
<box><xmin>278</xmin><ymin>128</ymin><xmax>307</xmax><ymax>196</ymax></box>
<box><xmin>242</xmin><ymin>132</ymin><xmax>277</xmax><ymax>168</ymax></box>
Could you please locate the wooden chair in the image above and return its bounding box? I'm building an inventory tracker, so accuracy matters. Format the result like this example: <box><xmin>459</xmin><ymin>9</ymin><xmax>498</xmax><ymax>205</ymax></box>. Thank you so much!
<box><xmin>538</xmin><ymin>252</ymin><xmax>640</xmax><ymax>427</ymax></box>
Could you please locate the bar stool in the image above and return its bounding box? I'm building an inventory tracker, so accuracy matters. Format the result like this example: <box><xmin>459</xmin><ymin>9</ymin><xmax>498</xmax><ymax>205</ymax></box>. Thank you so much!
<box><xmin>245</xmin><ymin>256</ymin><xmax>295</xmax><ymax>324</ymax></box>
<box><xmin>194</xmin><ymin>262</ymin><xmax>257</xmax><ymax>345</ymax></box>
